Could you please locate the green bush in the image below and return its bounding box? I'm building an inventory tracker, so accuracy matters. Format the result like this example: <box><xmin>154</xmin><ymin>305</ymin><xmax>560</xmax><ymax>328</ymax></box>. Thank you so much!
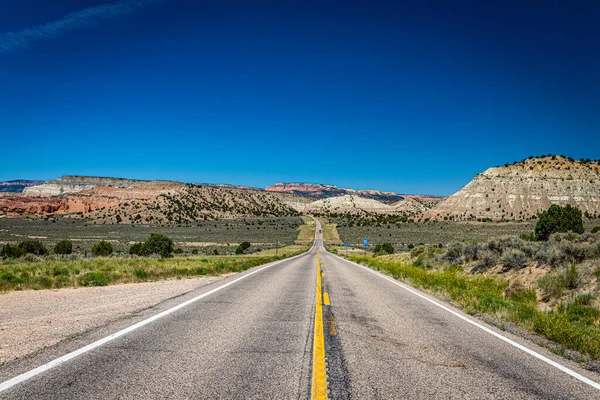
<box><xmin>54</xmin><ymin>240</ymin><xmax>73</xmax><ymax>255</ymax></box>
<box><xmin>129</xmin><ymin>242</ymin><xmax>144</xmax><ymax>256</ymax></box>
<box><xmin>535</xmin><ymin>204</ymin><xmax>584</xmax><ymax>241</ymax></box>
<box><xmin>18</xmin><ymin>240</ymin><xmax>49</xmax><ymax>256</ymax></box>
<box><xmin>79</xmin><ymin>271</ymin><xmax>110</xmax><ymax>286</ymax></box>
<box><xmin>0</xmin><ymin>243</ymin><xmax>26</xmax><ymax>259</ymax></box>
<box><xmin>191</xmin><ymin>249</ymin><xmax>199</xmax><ymax>255</ymax></box>
<box><xmin>374</xmin><ymin>242</ymin><xmax>394</xmax><ymax>255</ymax></box>
<box><xmin>591</xmin><ymin>226</ymin><xmax>600</xmax><ymax>234</ymax></box>
<box><xmin>133</xmin><ymin>269</ymin><xmax>150</xmax><ymax>279</ymax></box>
<box><xmin>91</xmin><ymin>241</ymin><xmax>113</xmax><ymax>257</ymax></box>
<box><xmin>174</xmin><ymin>248</ymin><xmax>184</xmax><ymax>254</ymax></box>
<box><xmin>142</xmin><ymin>233</ymin><xmax>174</xmax><ymax>257</ymax></box>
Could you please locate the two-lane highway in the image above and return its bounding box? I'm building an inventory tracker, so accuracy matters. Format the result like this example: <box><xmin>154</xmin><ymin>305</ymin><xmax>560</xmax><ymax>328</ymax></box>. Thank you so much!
<box><xmin>1</xmin><ymin>245</ymin><xmax>320</xmax><ymax>399</ymax></box>
<box><xmin>2</xmin><ymin>220</ymin><xmax>600</xmax><ymax>399</ymax></box>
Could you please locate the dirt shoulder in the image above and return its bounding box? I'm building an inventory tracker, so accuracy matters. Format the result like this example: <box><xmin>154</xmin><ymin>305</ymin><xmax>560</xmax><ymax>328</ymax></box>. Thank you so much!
<box><xmin>0</xmin><ymin>275</ymin><xmax>230</xmax><ymax>364</ymax></box>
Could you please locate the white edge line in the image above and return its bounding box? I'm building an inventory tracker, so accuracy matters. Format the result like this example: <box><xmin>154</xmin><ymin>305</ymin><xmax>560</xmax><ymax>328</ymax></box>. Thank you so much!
<box><xmin>0</xmin><ymin>250</ymin><xmax>312</xmax><ymax>393</ymax></box>
<box><xmin>328</xmin><ymin>252</ymin><xmax>600</xmax><ymax>391</ymax></box>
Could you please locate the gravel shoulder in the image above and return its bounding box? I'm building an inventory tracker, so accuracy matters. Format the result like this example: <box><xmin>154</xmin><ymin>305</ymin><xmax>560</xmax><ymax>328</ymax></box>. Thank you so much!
<box><xmin>0</xmin><ymin>275</ymin><xmax>231</xmax><ymax>364</ymax></box>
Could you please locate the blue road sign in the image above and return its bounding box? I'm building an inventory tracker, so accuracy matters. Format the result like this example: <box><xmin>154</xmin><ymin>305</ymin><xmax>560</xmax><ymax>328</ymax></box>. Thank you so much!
<box><xmin>344</xmin><ymin>242</ymin><xmax>349</xmax><ymax>247</ymax></box>
<box><xmin>363</xmin><ymin>237</ymin><xmax>369</xmax><ymax>247</ymax></box>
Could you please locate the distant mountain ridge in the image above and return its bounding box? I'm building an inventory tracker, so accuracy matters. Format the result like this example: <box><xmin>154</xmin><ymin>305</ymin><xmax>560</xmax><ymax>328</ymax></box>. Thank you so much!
<box><xmin>265</xmin><ymin>182</ymin><xmax>404</xmax><ymax>203</ymax></box>
<box><xmin>0</xmin><ymin>180</ymin><xmax>45</xmax><ymax>193</ymax></box>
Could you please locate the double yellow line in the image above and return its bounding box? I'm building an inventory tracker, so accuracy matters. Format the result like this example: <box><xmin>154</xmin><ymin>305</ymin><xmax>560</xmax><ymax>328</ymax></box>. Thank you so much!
<box><xmin>311</xmin><ymin>253</ymin><xmax>329</xmax><ymax>399</ymax></box>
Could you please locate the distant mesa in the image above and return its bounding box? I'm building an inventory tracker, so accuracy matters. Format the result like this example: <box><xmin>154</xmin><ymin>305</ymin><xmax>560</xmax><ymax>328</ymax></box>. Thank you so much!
<box><xmin>426</xmin><ymin>155</ymin><xmax>600</xmax><ymax>221</ymax></box>
<box><xmin>22</xmin><ymin>175</ymin><xmax>154</xmax><ymax>197</ymax></box>
<box><xmin>0</xmin><ymin>180</ymin><xmax>45</xmax><ymax>193</ymax></box>
<box><xmin>265</xmin><ymin>182</ymin><xmax>405</xmax><ymax>203</ymax></box>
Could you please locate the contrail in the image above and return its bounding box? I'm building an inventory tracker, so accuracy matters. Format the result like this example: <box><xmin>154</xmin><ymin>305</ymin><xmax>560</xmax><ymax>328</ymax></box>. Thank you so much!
<box><xmin>0</xmin><ymin>0</ymin><xmax>170</xmax><ymax>54</ymax></box>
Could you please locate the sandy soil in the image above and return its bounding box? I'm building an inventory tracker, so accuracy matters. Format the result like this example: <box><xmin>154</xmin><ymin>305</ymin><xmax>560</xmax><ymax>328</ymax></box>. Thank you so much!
<box><xmin>0</xmin><ymin>275</ymin><xmax>230</xmax><ymax>364</ymax></box>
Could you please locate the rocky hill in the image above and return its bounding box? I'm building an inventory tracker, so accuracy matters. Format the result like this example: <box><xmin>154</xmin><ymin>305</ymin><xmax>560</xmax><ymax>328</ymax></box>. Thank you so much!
<box><xmin>301</xmin><ymin>195</ymin><xmax>428</xmax><ymax>216</ymax></box>
<box><xmin>265</xmin><ymin>183</ymin><xmax>404</xmax><ymax>203</ymax></box>
<box><xmin>426</xmin><ymin>155</ymin><xmax>600</xmax><ymax>221</ymax></box>
<box><xmin>0</xmin><ymin>179</ymin><xmax>300</xmax><ymax>222</ymax></box>
<box><xmin>0</xmin><ymin>180</ymin><xmax>45</xmax><ymax>193</ymax></box>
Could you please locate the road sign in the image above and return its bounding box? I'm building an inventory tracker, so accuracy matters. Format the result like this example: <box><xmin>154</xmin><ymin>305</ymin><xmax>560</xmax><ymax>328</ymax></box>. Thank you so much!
<box><xmin>344</xmin><ymin>242</ymin><xmax>349</xmax><ymax>247</ymax></box>
<box><xmin>363</xmin><ymin>237</ymin><xmax>369</xmax><ymax>247</ymax></box>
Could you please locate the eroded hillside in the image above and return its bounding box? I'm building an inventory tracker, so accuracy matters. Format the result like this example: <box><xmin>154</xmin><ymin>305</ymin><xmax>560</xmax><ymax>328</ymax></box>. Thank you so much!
<box><xmin>427</xmin><ymin>156</ymin><xmax>600</xmax><ymax>221</ymax></box>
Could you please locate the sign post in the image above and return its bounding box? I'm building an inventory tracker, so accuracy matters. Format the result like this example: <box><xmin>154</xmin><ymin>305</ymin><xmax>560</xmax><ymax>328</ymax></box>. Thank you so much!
<box><xmin>363</xmin><ymin>237</ymin><xmax>368</xmax><ymax>256</ymax></box>
<box><xmin>344</xmin><ymin>242</ymin><xmax>349</xmax><ymax>254</ymax></box>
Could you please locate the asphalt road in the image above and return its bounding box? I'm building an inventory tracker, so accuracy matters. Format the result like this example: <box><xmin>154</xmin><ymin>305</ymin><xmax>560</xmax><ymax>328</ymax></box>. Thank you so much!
<box><xmin>2</xmin><ymin>221</ymin><xmax>600</xmax><ymax>399</ymax></box>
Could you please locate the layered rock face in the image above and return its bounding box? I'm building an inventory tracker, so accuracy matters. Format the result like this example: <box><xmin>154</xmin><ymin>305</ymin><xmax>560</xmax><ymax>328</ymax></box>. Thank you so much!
<box><xmin>23</xmin><ymin>176</ymin><xmax>151</xmax><ymax>197</ymax></box>
<box><xmin>266</xmin><ymin>182</ymin><xmax>404</xmax><ymax>203</ymax></box>
<box><xmin>427</xmin><ymin>156</ymin><xmax>600</xmax><ymax>221</ymax></box>
<box><xmin>0</xmin><ymin>196</ymin><xmax>64</xmax><ymax>215</ymax></box>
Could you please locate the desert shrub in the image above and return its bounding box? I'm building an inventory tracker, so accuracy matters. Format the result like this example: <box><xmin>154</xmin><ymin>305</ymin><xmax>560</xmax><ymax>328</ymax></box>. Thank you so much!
<box><xmin>0</xmin><ymin>243</ymin><xmax>26</xmax><ymax>259</ymax></box>
<box><xmin>54</xmin><ymin>240</ymin><xmax>73</xmax><ymax>255</ymax></box>
<box><xmin>240</xmin><ymin>241</ymin><xmax>251</xmax><ymax>251</ymax></box>
<box><xmin>142</xmin><ymin>233</ymin><xmax>174</xmax><ymax>257</ymax></box>
<box><xmin>173</xmin><ymin>248</ymin><xmax>184</xmax><ymax>254</ymax></box>
<box><xmin>534</xmin><ymin>247</ymin><xmax>550</xmax><ymax>264</ymax></box>
<box><xmin>444</xmin><ymin>242</ymin><xmax>463</xmax><ymax>261</ymax></box>
<box><xmin>500</xmin><ymin>249</ymin><xmax>527</xmax><ymax>270</ymax></box>
<box><xmin>591</xmin><ymin>226</ymin><xmax>600</xmax><ymax>234</ymax></box>
<box><xmin>412</xmin><ymin>245</ymin><xmax>443</xmax><ymax>268</ymax></box>
<box><xmin>462</xmin><ymin>244</ymin><xmax>480</xmax><ymax>262</ymax></box>
<box><xmin>565</xmin><ymin>263</ymin><xmax>579</xmax><ymax>289</ymax></box>
<box><xmin>129</xmin><ymin>242</ymin><xmax>144</xmax><ymax>256</ymax></box>
<box><xmin>18</xmin><ymin>240</ymin><xmax>49</xmax><ymax>256</ymax></box>
<box><xmin>537</xmin><ymin>273</ymin><xmax>567</xmax><ymax>299</ymax></box>
<box><xmin>374</xmin><ymin>242</ymin><xmax>394</xmax><ymax>255</ymax></box>
<box><xmin>191</xmin><ymin>249</ymin><xmax>199</xmax><ymax>255</ymax></box>
<box><xmin>91</xmin><ymin>241</ymin><xmax>113</xmax><ymax>257</ymax></box>
<box><xmin>473</xmin><ymin>250</ymin><xmax>498</xmax><ymax>271</ymax></box>
<box><xmin>559</xmin><ymin>242</ymin><xmax>590</xmax><ymax>263</ymax></box>
<box><xmin>79</xmin><ymin>271</ymin><xmax>110</xmax><ymax>286</ymax></box>
<box><xmin>535</xmin><ymin>204</ymin><xmax>584</xmax><ymax>241</ymax></box>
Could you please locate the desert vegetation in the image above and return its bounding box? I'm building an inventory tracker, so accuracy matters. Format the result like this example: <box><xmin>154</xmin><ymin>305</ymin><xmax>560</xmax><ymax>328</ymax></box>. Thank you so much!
<box><xmin>0</xmin><ymin>216</ymin><xmax>304</xmax><ymax>255</ymax></box>
<box><xmin>337</xmin><ymin>206</ymin><xmax>600</xmax><ymax>365</ymax></box>
<box><xmin>0</xmin><ymin>246</ymin><xmax>307</xmax><ymax>291</ymax></box>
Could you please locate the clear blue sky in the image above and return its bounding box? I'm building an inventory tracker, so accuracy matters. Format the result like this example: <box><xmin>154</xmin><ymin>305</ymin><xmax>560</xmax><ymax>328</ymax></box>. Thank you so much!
<box><xmin>1</xmin><ymin>0</ymin><xmax>598</xmax><ymax>195</ymax></box>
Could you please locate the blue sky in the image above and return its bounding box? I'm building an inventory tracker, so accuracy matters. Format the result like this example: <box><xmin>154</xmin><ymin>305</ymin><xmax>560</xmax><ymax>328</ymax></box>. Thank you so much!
<box><xmin>1</xmin><ymin>0</ymin><xmax>598</xmax><ymax>195</ymax></box>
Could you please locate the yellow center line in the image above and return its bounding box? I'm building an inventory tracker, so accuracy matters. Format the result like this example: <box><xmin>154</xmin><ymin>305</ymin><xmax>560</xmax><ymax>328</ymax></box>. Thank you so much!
<box><xmin>311</xmin><ymin>253</ymin><xmax>329</xmax><ymax>400</ymax></box>
<box><xmin>323</xmin><ymin>292</ymin><xmax>330</xmax><ymax>306</ymax></box>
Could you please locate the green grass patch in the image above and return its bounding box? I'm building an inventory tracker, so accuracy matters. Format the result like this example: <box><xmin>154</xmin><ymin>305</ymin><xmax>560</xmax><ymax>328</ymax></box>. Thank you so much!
<box><xmin>0</xmin><ymin>248</ymin><xmax>307</xmax><ymax>292</ymax></box>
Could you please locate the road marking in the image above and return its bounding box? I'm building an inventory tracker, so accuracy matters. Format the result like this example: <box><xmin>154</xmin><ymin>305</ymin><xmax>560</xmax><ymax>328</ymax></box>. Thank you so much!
<box><xmin>0</xmin><ymin>252</ymin><xmax>309</xmax><ymax>394</ymax></box>
<box><xmin>329</xmin><ymin>252</ymin><xmax>600</xmax><ymax>392</ymax></box>
<box><xmin>323</xmin><ymin>292</ymin><xmax>330</xmax><ymax>305</ymax></box>
<box><xmin>311</xmin><ymin>254</ymin><xmax>329</xmax><ymax>399</ymax></box>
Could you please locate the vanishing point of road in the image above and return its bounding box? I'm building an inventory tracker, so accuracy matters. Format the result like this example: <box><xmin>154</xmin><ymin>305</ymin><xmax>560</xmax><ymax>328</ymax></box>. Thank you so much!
<box><xmin>1</xmin><ymin>219</ymin><xmax>600</xmax><ymax>399</ymax></box>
